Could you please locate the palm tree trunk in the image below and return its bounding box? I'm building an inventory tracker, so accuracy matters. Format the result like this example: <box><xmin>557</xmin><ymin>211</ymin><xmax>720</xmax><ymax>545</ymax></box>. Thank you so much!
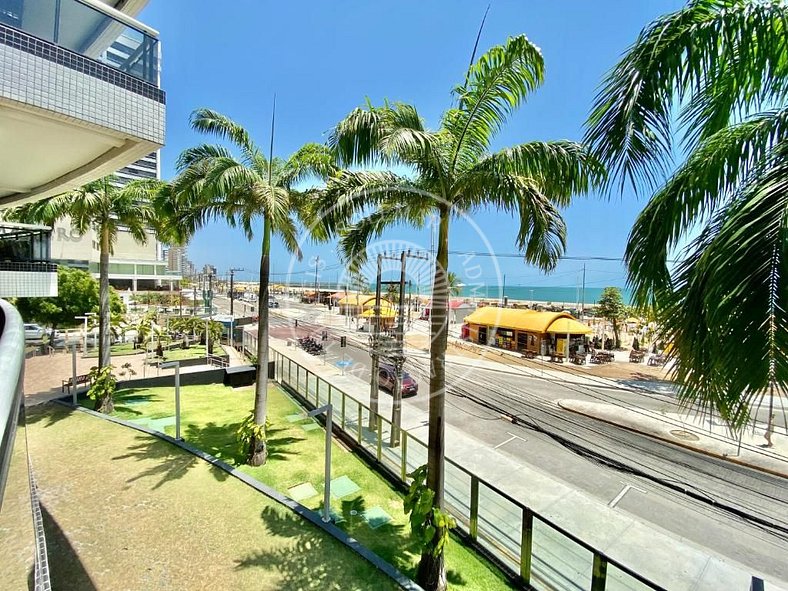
<box><xmin>96</xmin><ymin>224</ymin><xmax>114</xmax><ymax>414</ymax></box>
<box><xmin>419</xmin><ymin>206</ymin><xmax>449</xmax><ymax>591</ymax></box>
<box><xmin>248</xmin><ymin>214</ymin><xmax>271</xmax><ymax>466</ymax></box>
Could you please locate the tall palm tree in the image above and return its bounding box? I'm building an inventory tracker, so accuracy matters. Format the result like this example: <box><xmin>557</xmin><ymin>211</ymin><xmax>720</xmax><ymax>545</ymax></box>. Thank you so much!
<box><xmin>5</xmin><ymin>177</ymin><xmax>162</xmax><ymax>411</ymax></box>
<box><xmin>174</xmin><ymin>108</ymin><xmax>335</xmax><ymax>466</ymax></box>
<box><xmin>584</xmin><ymin>0</ymin><xmax>788</xmax><ymax>434</ymax></box>
<box><xmin>323</xmin><ymin>35</ymin><xmax>599</xmax><ymax>590</ymax></box>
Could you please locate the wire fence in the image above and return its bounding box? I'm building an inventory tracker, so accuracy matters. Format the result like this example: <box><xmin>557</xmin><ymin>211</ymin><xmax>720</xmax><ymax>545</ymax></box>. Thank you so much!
<box><xmin>259</xmin><ymin>338</ymin><xmax>665</xmax><ymax>591</ymax></box>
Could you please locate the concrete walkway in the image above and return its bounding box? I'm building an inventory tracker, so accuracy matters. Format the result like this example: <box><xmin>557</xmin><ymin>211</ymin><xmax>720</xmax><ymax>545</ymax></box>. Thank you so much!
<box><xmin>272</xmin><ymin>338</ymin><xmax>788</xmax><ymax>591</ymax></box>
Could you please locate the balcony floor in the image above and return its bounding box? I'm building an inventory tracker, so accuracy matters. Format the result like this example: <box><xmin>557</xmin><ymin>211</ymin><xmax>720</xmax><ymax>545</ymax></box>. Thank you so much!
<box><xmin>17</xmin><ymin>403</ymin><xmax>397</xmax><ymax>590</ymax></box>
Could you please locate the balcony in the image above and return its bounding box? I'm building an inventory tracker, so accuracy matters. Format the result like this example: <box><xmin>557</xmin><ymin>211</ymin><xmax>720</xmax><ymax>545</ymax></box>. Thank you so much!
<box><xmin>0</xmin><ymin>0</ymin><xmax>165</xmax><ymax>207</ymax></box>
<box><xmin>0</xmin><ymin>0</ymin><xmax>160</xmax><ymax>85</ymax></box>
<box><xmin>0</xmin><ymin>222</ymin><xmax>58</xmax><ymax>298</ymax></box>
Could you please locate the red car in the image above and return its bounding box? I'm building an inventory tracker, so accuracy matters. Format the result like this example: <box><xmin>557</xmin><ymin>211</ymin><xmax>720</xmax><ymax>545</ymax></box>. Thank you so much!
<box><xmin>378</xmin><ymin>363</ymin><xmax>419</xmax><ymax>397</ymax></box>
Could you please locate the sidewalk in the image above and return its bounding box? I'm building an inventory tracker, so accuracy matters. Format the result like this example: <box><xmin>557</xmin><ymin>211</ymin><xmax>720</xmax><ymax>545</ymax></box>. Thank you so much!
<box><xmin>272</xmin><ymin>338</ymin><xmax>788</xmax><ymax>591</ymax></box>
<box><xmin>558</xmin><ymin>399</ymin><xmax>788</xmax><ymax>477</ymax></box>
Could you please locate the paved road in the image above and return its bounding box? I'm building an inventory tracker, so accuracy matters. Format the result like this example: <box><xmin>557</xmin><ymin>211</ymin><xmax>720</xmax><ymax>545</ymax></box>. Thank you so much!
<box><xmin>217</xmin><ymin>296</ymin><xmax>788</xmax><ymax>581</ymax></box>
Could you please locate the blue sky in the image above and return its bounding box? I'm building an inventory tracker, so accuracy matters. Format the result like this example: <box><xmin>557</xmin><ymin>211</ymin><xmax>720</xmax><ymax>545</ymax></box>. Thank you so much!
<box><xmin>138</xmin><ymin>0</ymin><xmax>684</xmax><ymax>289</ymax></box>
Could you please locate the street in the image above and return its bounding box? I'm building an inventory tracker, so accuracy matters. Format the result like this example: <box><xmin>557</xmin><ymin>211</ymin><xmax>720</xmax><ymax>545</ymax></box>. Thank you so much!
<box><xmin>215</xmin><ymin>295</ymin><xmax>788</xmax><ymax>582</ymax></box>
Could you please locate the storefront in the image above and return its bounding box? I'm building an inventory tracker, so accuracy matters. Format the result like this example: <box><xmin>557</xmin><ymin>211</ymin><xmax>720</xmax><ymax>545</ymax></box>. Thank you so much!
<box><xmin>462</xmin><ymin>307</ymin><xmax>592</xmax><ymax>357</ymax></box>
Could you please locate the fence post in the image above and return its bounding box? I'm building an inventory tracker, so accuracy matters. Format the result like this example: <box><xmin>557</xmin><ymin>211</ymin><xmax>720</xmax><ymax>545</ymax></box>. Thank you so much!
<box><xmin>328</xmin><ymin>383</ymin><xmax>332</xmax><ymax>408</ymax></box>
<box><xmin>376</xmin><ymin>414</ymin><xmax>383</xmax><ymax>461</ymax></box>
<box><xmin>341</xmin><ymin>393</ymin><xmax>346</xmax><ymax>430</ymax></box>
<box><xmin>400</xmin><ymin>430</ymin><xmax>408</xmax><ymax>482</ymax></box>
<box><xmin>296</xmin><ymin>364</ymin><xmax>300</xmax><ymax>392</ymax></box>
<box><xmin>591</xmin><ymin>552</ymin><xmax>607</xmax><ymax>591</ymax></box>
<box><xmin>470</xmin><ymin>476</ymin><xmax>479</xmax><ymax>540</ymax></box>
<box><xmin>357</xmin><ymin>401</ymin><xmax>363</xmax><ymax>444</ymax></box>
<box><xmin>521</xmin><ymin>509</ymin><xmax>534</xmax><ymax>585</ymax></box>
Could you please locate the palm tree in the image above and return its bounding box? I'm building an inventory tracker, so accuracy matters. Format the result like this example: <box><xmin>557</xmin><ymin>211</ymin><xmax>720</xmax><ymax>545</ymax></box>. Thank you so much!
<box><xmin>5</xmin><ymin>177</ymin><xmax>163</xmax><ymax>412</ymax></box>
<box><xmin>173</xmin><ymin>108</ymin><xmax>335</xmax><ymax>466</ymax></box>
<box><xmin>446</xmin><ymin>272</ymin><xmax>462</xmax><ymax>297</ymax></box>
<box><xmin>584</xmin><ymin>0</ymin><xmax>788</xmax><ymax>435</ymax></box>
<box><xmin>323</xmin><ymin>35</ymin><xmax>599</xmax><ymax>590</ymax></box>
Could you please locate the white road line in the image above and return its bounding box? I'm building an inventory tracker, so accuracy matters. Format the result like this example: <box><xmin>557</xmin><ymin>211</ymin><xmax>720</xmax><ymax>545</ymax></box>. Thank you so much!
<box><xmin>608</xmin><ymin>483</ymin><xmax>647</xmax><ymax>508</ymax></box>
<box><xmin>494</xmin><ymin>432</ymin><xmax>527</xmax><ymax>449</ymax></box>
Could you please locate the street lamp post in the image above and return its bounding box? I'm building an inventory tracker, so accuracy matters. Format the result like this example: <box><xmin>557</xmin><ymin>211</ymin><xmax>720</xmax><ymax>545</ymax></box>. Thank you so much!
<box><xmin>160</xmin><ymin>361</ymin><xmax>182</xmax><ymax>440</ymax></box>
<box><xmin>75</xmin><ymin>312</ymin><xmax>95</xmax><ymax>354</ymax></box>
<box><xmin>307</xmin><ymin>403</ymin><xmax>333</xmax><ymax>522</ymax></box>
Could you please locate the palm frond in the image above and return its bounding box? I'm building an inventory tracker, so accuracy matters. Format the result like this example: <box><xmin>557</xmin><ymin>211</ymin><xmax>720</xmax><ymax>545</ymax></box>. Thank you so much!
<box><xmin>338</xmin><ymin>201</ymin><xmax>430</xmax><ymax>272</ymax></box>
<box><xmin>328</xmin><ymin>103</ymin><xmax>391</xmax><ymax>166</ymax></box>
<box><xmin>458</xmin><ymin>171</ymin><xmax>566</xmax><ymax>270</ymax></box>
<box><xmin>280</xmin><ymin>143</ymin><xmax>337</xmax><ymax>188</ymax></box>
<box><xmin>661</xmin><ymin>143</ymin><xmax>788</xmax><ymax>428</ymax></box>
<box><xmin>626</xmin><ymin>110</ymin><xmax>788</xmax><ymax>308</ymax></box>
<box><xmin>176</xmin><ymin>144</ymin><xmax>234</xmax><ymax>172</ymax></box>
<box><xmin>190</xmin><ymin>108</ymin><xmax>257</xmax><ymax>156</ymax></box>
<box><xmin>585</xmin><ymin>0</ymin><xmax>788</xmax><ymax>192</ymax></box>
<box><xmin>468</xmin><ymin>140</ymin><xmax>602</xmax><ymax>205</ymax></box>
<box><xmin>447</xmin><ymin>34</ymin><xmax>544</xmax><ymax>172</ymax></box>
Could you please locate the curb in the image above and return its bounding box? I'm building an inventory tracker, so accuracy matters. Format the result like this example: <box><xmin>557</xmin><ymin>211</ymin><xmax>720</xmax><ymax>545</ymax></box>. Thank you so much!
<box><xmin>557</xmin><ymin>401</ymin><xmax>788</xmax><ymax>479</ymax></box>
<box><xmin>54</xmin><ymin>400</ymin><xmax>423</xmax><ymax>591</ymax></box>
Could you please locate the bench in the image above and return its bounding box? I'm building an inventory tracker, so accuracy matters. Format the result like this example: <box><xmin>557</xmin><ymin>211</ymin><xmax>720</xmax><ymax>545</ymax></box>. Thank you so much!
<box><xmin>549</xmin><ymin>353</ymin><xmax>565</xmax><ymax>363</ymax></box>
<box><xmin>648</xmin><ymin>354</ymin><xmax>667</xmax><ymax>367</ymax></box>
<box><xmin>571</xmin><ymin>354</ymin><xmax>587</xmax><ymax>365</ymax></box>
<box><xmin>591</xmin><ymin>352</ymin><xmax>614</xmax><ymax>364</ymax></box>
<box><xmin>62</xmin><ymin>374</ymin><xmax>91</xmax><ymax>393</ymax></box>
<box><xmin>521</xmin><ymin>350</ymin><xmax>537</xmax><ymax>360</ymax></box>
<box><xmin>629</xmin><ymin>350</ymin><xmax>645</xmax><ymax>363</ymax></box>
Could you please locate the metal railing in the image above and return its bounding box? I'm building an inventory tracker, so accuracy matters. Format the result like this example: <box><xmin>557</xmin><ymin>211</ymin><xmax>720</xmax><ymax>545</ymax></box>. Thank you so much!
<box><xmin>0</xmin><ymin>0</ymin><xmax>160</xmax><ymax>84</ymax></box>
<box><xmin>263</xmin><ymin>343</ymin><xmax>665</xmax><ymax>591</ymax></box>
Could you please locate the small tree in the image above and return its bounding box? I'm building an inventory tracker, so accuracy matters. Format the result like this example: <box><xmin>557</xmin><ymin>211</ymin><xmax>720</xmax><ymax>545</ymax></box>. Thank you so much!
<box><xmin>597</xmin><ymin>287</ymin><xmax>626</xmax><ymax>348</ymax></box>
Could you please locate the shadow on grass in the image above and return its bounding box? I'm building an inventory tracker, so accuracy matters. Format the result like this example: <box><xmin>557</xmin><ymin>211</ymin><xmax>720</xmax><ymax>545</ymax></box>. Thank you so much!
<box><xmin>25</xmin><ymin>402</ymin><xmax>75</xmax><ymax>429</ymax></box>
<box><xmin>315</xmin><ymin>494</ymin><xmax>422</xmax><ymax>579</ymax></box>
<box><xmin>112</xmin><ymin>430</ymin><xmax>229</xmax><ymax>489</ymax></box>
<box><xmin>235</xmin><ymin>505</ymin><xmax>410</xmax><ymax>590</ymax></box>
<box><xmin>40</xmin><ymin>502</ymin><xmax>98</xmax><ymax>591</ymax></box>
<box><xmin>265</xmin><ymin>425</ymin><xmax>305</xmax><ymax>462</ymax></box>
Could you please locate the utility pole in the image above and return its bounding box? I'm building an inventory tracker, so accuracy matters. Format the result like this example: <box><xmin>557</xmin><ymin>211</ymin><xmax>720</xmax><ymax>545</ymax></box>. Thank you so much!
<box><xmin>501</xmin><ymin>273</ymin><xmax>506</xmax><ymax>307</ymax></box>
<box><xmin>314</xmin><ymin>255</ymin><xmax>320</xmax><ymax>305</ymax></box>
<box><xmin>580</xmin><ymin>263</ymin><xmax>586</xmax><ymax>321</ymax></box>
<box><xmin>390</xmin><ymin>251</ymin><xmax>407</xmax><ymax>446</ymax></box>
<box><xmin>368</xmin><ymin>253</ymin><xmax>383</xmax><ymax>430</ymax></box>
<box><xmin>229</xmin><ymin>267</ymin><xmax>243</xmax><ymax>316</ymax></box>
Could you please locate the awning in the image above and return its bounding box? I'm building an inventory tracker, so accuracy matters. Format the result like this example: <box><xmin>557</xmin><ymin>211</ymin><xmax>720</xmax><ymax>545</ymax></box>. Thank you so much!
<box><xmin>360</xmin><ymin>307</ymin><xmax>396</xmax><ymax>318</ymax></box>
<box><xmin>463</xmin><ymin>307</ymin><xmax>570</xmax><ymax>333</ymax></box>
<box><xmin>337</xmin><ymin>294</ymin><xmax>376</xmax><ymax>306</ymax></box>
<box><xmin>546</xmin><ymin>317</ymin><xmax>593</xmax><ymax>335</ymax></box>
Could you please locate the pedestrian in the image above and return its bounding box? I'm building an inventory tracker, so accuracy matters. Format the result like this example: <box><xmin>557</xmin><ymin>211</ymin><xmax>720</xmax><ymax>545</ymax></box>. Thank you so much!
<box><xmin>765</xmin><ymin>414</ymin><xmax>775</xmax><ymax>448</ymax></box>
<box><xmin>633</xmin><ymin>336</ymin><xmax>639</xmax><ymax>351</ymax></box>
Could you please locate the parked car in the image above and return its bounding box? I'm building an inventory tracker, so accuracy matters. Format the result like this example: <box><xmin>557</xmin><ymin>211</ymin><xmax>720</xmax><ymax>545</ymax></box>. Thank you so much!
<box><xmin>378</xmin><ymin>362</ymin><xmax>419</xmax><ymax>397</ymax></box>
<box><xmin>24</xmin><ymin>323</ymin><xmax>45</xmax><ymax>341</ymax></box>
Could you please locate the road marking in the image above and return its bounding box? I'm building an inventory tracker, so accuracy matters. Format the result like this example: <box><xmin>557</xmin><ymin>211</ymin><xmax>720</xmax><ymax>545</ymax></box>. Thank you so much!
<box><xmin>494</xmin><ymin>432</ymin><xmax>527</xmax><ymax>449</ymax></box>
<box><xmin>608</xmin><ymin>483</ymin><xmax>647</xmax><ymax>508</ymax></box>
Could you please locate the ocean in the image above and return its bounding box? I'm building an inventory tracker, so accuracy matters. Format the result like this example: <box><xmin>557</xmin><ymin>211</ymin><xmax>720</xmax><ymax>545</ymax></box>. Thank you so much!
<box><xmin>457</xmin><ymin>284</ymin><xmax>632</xmax><ymax>306</ymax></box>
<box><xmin>307</xmin><ymin>283</ymin><xmax>631</xmax><ymax>306</ymax></box>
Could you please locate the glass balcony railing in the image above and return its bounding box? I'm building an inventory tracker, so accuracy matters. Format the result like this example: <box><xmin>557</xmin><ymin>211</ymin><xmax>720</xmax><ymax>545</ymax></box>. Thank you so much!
<box><xmin>0</xmin><ymin>0</ymin><xmax>159</xmax><ymax>85</ymax></box>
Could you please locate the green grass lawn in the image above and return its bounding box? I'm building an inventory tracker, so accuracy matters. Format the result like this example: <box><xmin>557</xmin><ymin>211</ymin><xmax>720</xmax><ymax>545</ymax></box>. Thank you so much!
<box><xmin>85</xmin><ymin>342</ymin><xmax>143</xmax><ymax>358</ymax></box>
<box><xmin>95</xmin><ymin>384</ymin><xmax>515</xmax><ymax>590</ymax></box>
<box><xmin>156</xmin><ymin>344</ymin><xmax>213</xmax><ymax>362</ymax></box>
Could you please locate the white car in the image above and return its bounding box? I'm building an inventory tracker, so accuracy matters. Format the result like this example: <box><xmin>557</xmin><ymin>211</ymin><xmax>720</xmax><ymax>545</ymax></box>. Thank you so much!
<box><xmin>24</xmin><ymin>323</ymin><xmax>45</xmax><ymax>341</ymax></box>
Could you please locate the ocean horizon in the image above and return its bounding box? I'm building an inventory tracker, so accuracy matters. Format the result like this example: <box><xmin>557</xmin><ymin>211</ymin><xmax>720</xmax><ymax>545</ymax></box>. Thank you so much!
<box><xmin>310</xmin><ymin>283</ymin><xmax>632</xmax><ymax>306</ymax></box>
